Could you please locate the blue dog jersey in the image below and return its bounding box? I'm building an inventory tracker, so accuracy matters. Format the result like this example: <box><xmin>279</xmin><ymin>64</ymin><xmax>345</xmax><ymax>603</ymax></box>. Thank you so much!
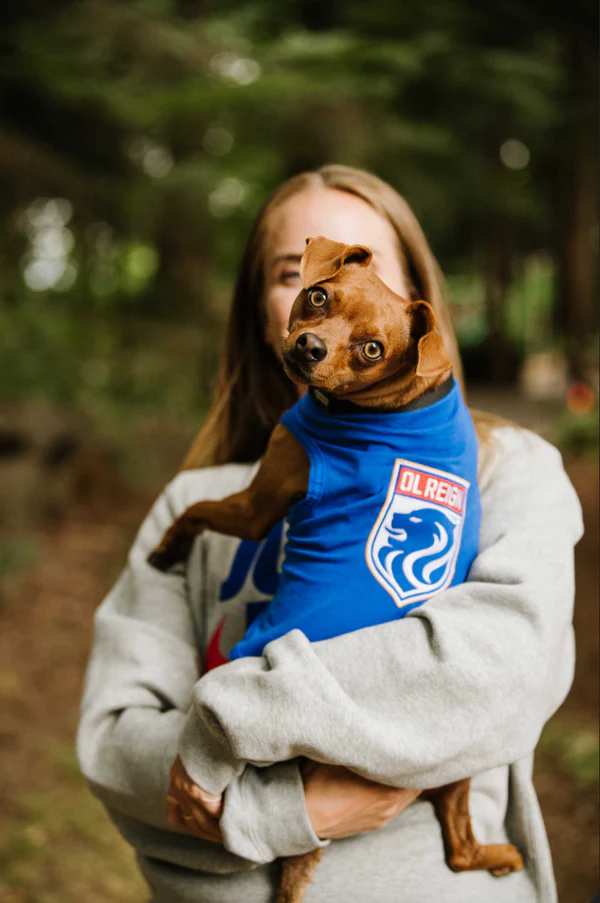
<box><xmin>229</xmin><ymin>377</ymin><xmax>481</xmax><ymax>661</ymax></box>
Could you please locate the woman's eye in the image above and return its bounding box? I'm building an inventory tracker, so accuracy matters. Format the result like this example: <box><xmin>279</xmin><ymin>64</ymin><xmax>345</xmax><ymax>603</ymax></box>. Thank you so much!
<box><xmin>308</xmin><ymin>288</ymin><xmax>327</xmax><ymax>307</ymax></box>
<box><xmin>280</xmin><ymin>270</ymin><xmax>301</xmax><ymax>286</ymax></box>
<box><xmin>362</xmin><ymin>341</ymin><xmax>384</xmax><ymax>360</ymax></box>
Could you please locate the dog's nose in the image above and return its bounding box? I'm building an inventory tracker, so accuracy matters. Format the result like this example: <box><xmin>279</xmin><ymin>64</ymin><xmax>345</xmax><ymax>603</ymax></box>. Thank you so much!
<box><xmin>295</xmin><ymin>333</ymin><xmax>327</xmax><ymax>363</ymax></box>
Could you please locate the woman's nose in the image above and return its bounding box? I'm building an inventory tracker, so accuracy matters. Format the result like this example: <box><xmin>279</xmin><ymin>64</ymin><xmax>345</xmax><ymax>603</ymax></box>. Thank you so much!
<box><xmin>295</xmin><ymin>333</ymin><xmax>327</xmax><ymax>363</ymax></box>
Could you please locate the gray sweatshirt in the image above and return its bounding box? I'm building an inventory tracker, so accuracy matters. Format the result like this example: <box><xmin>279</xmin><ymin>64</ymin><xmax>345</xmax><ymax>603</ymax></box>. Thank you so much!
<box><xmin>77</xmin><ymin>426</ymin><xmax>582</xmax><ymax>903</ymax></box>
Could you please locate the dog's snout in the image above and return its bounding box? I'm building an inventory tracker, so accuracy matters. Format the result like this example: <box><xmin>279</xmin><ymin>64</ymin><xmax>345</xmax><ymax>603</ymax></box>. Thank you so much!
<box><xmin>295</xmin><ymin>333</ymin><xmax>327</xmax><ymax>363</ymax></box>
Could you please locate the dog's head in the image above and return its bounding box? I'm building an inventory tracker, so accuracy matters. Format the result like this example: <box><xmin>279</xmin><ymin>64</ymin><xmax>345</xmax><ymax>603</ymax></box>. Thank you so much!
<box><xmin>280</xmin><ymin>236</ymin><xmax>452</xmax><ymax>399</ymax></box>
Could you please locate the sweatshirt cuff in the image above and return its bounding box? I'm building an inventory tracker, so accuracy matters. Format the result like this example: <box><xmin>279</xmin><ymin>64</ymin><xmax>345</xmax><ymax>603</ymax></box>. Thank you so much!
<box><xmin>178</xmin><ymin>705</ymin><xmax>243</xmax><ymax>795</ymax></box>
<box><xmin>220</xmin><ymin>760</ymin><xmax>331</xmax><ymax>864</ymax></box>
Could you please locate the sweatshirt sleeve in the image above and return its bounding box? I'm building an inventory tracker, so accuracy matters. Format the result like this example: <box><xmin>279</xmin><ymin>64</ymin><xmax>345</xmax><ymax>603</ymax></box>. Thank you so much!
<box><xmin>178</xmin><ymin>428</ymin><xmax>583</xmax><ymax>794</ymax></box>
<box><xmin>76</xmin><ymin>467</ymin><xmax>327</xmax><ymax>862</ymax></box>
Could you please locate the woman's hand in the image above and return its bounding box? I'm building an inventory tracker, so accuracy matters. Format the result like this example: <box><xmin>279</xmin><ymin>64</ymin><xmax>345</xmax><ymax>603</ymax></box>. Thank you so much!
<box><xmin>165</xmin><ymin>754</ymin><xmax>421</xmax><ymax>844</ymax></box>
<box><xmin>300</xmin><ymin>759</ymin><xmax>422</xmax><ymax>840</ymax></box>
<box><xmin>166</xmin><ymin>755</ymin><xmax>224</xmax><ymax>843</ymax></box>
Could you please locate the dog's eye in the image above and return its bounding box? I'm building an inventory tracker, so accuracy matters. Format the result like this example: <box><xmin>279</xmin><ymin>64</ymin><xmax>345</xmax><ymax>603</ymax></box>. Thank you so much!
<box><xmin>362</xmin><ymin>341</ymin><xmax>383</xmax><ymax>360</ymax></box>
<box><xmin>308</xmin><ymin>288</ymin><xmax>327</xmax><ymax>308</ymax></box>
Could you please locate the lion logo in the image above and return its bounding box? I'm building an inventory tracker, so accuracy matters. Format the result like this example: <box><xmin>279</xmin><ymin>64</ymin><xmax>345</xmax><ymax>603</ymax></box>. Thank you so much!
<box><xmin>366</xmin><ymin>459</ymin><xmax>469</xmax><ymax>608</ymax></box>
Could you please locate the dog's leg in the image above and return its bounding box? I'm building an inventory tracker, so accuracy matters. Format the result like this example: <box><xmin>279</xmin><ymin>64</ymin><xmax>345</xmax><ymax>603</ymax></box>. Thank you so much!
<box><xmin>277</xmin><ymin>849</ymin><xmax>323</xmax><ymax>903</ymax></box>
<box><xmin>148</xmin><ymin>425</ymin><xmax>309</xmax><ymax>571</ymax></box>
<box><xmin>424</xmin><ymin>779</ymin><xmax>524</xmax><ymax>877</ymax></box>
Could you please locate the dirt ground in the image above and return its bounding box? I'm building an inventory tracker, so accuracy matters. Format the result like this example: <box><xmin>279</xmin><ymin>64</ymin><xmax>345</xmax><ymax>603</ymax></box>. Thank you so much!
<box><xmin>534</xmin><ymin>456</ymin><xmax>599</xmax><ymax>903</ymax></box>
<box><xmin>0</xmin><ymin>447</ymin><xmax>597</xmax><ymax>903</ymax></box>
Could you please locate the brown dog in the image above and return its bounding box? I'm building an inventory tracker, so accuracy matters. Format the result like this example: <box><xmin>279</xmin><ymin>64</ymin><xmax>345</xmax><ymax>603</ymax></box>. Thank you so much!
<box><xmin>148</xmin><ymin>237</ymin><xmax>523</xmax><ymax>902</ymax></box>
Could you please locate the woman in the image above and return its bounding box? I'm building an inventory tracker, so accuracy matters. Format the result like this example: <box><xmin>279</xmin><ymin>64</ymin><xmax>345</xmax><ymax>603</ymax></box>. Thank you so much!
<box><xmin>77</xmin><ymin>165</ymin><xmax>582</xmax><ymax>903</ymax></box>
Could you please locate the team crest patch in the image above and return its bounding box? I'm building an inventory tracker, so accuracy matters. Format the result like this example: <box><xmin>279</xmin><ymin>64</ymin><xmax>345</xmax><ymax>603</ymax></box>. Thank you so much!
<box><xmin>365</xmin><ymin>459</ymin><xmax>470</xmax><ymax>608</ymax></box>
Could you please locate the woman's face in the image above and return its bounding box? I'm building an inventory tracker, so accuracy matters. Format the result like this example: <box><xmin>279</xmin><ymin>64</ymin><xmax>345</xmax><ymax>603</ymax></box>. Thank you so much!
<box><xmin>263</xmin><ymin>188</ymin><xmax>411</xmax><ymax>359</ymax></box>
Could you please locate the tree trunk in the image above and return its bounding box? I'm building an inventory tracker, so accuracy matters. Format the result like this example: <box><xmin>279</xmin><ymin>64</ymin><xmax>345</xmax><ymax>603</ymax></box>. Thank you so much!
<box><xmin>554</xmin><ymin>31</ymin><xmax>598</xmax><ymax>381</ymax></box>
<box><xmin>484</xmin><ymin>212</ymin><xmax>515</xmax><ymax>384</ymax></box>
<box><xmin>482</xmin><ymin>130</ymin><xmax>517</xmax><ymax>386</ymax></box>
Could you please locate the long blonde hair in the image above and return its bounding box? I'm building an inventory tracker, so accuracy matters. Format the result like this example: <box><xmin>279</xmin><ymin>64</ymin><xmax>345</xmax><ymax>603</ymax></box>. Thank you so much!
<box><xmin>182</xmin><ymin>165</ymin><xmax>474</xmax><ymax>470</ymax></box>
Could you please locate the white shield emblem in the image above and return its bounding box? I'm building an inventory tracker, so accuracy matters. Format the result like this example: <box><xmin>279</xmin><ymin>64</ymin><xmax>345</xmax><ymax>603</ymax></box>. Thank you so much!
<box><xmin>365</xmin><ymin>458</ymin><xmax>470</xmax><ymax>608</ymax></box>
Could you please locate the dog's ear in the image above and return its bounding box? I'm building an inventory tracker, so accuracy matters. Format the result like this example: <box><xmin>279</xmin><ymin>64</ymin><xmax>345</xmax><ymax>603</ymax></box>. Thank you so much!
<box><xmin>407</xmin><ymin>300</ymin><xmax>453</xmax><ymax>380</ymax></box>
<box><xmin>301</xmin><ymin>236</ymin><xmax>373</xmax><ymax>288</ymax></box>
<box><xmin>340</xmin><ymin>244</ymin><xmax>373</xmax><ymax>267</ymax></box>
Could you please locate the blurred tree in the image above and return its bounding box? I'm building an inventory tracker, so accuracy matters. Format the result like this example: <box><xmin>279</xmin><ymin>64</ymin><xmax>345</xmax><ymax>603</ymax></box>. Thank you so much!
<box><xmin>551</xmin><ymin>3</ymin><xmax>598</xmax><ymax>380</ymax></box>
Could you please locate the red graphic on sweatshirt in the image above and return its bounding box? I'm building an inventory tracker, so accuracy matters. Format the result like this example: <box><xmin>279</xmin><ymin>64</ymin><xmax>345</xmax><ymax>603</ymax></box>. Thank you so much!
<box><xmin>204</xmin><ymin>616</ymin><xmax>229</xmax><ymax>673</ymax></box>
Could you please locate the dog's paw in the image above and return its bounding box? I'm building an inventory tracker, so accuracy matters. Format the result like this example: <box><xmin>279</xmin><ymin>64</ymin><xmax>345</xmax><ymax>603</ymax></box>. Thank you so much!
<box><xmin>147</xmin><ymin>548</ymin><xmax>175</xmax><ymax>572</ymax></box>
<box><xmin>147</xmin><ymin>533</ymin><xmax>194</xmax><ymax>572</ymax></box>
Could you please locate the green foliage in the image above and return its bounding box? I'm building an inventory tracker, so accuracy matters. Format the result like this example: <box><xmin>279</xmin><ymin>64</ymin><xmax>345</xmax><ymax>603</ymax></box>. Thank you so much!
<box><xmin>448</xmin><ymin>254</ymin><xmax>556</xmax><ymax>350</ymax></box>
<box><xmin>0</xmin><ymin>538</ymin><xmax>39</xmax><ymax>581</ymax></box>
<box><xmin>0</xmin><ymin>764</ymin><xmax>145</xmax><ymax>902</ymax></box>
<box><xmin>0</xmin><ymin>0</ymin><xmax>596</xmax><ymax>422</ymax></box>
<box><xmin>0</xmin><ymin>0</ymin><xmax>589</xmax><ymax>276</ymax></box>
<box><xmin>555</xmin><ymin>407</ymin><xmax>600</xmax><ymax>457</ymax></box>
<box><xmin>539</xmin><ymin>722</ymin><xmax>600</xmax><ymax>788</ymax></box>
